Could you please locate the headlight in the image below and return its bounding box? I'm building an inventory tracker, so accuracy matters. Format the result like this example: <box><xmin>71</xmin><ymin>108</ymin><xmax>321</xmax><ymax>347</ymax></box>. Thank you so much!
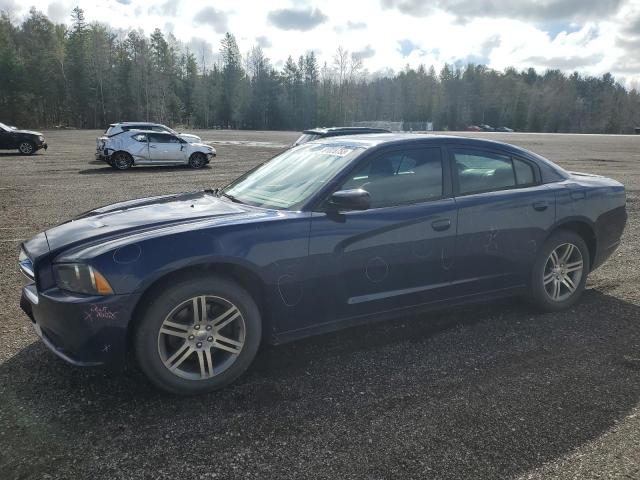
<box><xmin>19</xmin><ymin>247</ymin><xmax>34</xmax><ymax>280</ymax></box>
<box><xmin>53</xmin><ymin>264</ymin><xmax>114</xmax><ymax>295</ymax></box>
<box><xmin>38</xmin><ymin>135</ymin><xmax>44</xmax><ymax>141</ymax></box>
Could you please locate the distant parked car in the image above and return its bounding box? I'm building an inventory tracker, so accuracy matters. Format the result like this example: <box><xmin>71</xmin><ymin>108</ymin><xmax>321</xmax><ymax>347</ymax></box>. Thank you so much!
<box><xmin>496</xmin><ymin>126</ymin><xmax>514</xmax><ymax>132</ymax></box>
<box><xmin>97</xmin><ymin>130</ymin><xmax>216</xmax><ymax>170</ymax></box>
<box><xmin>97</xmin><ymin>122</ymin><xmax>201</xmax><ymax>160</ymax></box>
<box><xmin>479</xmin><ymin>124</ymin><xmax>495</xmax><ymax>132</ymax></box>
<box><xmin>0</xmin><ymin>122</ymin><xmax>47</xmax><ymax>155</ymax></box>
<box><xmin>293</xmin><ymin>126</ymin><xmax>391</xmax><ymax>146</ymax></box>
<box><xmin>19</xmin><ymin>134</ymin><xmax>626</xmax><ymax>394</ymax></box>
<box><xmin>465</xmin><ymin>125</ymin><xmax>482</xmax><ymax>132</ymax></box>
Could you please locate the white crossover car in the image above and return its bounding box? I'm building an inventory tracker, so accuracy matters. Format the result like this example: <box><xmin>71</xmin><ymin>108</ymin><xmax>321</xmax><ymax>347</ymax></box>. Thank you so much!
<box><xmin>97</xmin><ymin>130</ymin><xmax>216</xmax><ymax>170</ymax></box>
<box><xmin>96</xmin><ymin>122</ymin><xmax>202</xmax><ymax>160</ymax></box>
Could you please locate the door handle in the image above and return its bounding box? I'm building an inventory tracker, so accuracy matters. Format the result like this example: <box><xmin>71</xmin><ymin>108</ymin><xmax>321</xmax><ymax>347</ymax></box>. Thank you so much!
<box><xmin>431</xmin><ymin>218</ymin><xmax>451</xmax><ymax>232</ymax></box>
<box><xmin>532</xmin><ymin>201</ymin><xmax>548</xmax><ymax>211</ymax></box>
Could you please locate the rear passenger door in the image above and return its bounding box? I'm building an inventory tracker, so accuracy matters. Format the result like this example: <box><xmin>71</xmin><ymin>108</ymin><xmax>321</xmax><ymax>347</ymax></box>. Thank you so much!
<box><xmin>450</xmin><ymin>147</ymin><xmax>556</xmax><ymax>295</ymax></box>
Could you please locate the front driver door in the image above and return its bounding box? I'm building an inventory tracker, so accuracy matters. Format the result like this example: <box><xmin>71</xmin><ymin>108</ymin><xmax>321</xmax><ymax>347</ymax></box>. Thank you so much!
<box><xmin>147</xmin><ymin>133</ymin><xmax>186</xmax><ymax>163</ymax></box>
<box><xmin>304</xmin><ymin>145</ymin><xmax>458</xmax><ymax>326</ymax></box>
<box><xmin>0</xmin><ymin>126</ymin><xmax>12</xmax><ymax>148</ymax></box>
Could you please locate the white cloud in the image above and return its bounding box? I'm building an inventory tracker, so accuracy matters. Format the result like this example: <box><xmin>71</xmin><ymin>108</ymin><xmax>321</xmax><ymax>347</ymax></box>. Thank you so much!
<box><xmin>8</xmin><ymin>0</ymin><xmax>640</xmax><ymax>85</ymax></box>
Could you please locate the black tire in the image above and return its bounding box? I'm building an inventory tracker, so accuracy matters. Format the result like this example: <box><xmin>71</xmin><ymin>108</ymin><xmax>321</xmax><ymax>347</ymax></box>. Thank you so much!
<box><xmin>18</xmin><ymin>141</ymin><xmax>35</xmax><ymax>155</ymax></box>
<box><xmin>112</xmin><ymin>152</ymin><xmax>133</xmax><ymax>170</ymax></box>
<box><xmin>189</xmin><ymin>152</ymin><xmax>206</xmax><ymax>169</ymax></box>
<box><xmin>529</xmin><ymin>229</ymin><xmax>590</xmax><ymax>312</ymax></box>
<box><xmin>134</xmin><ymin>275</ymin><xmax>262</xmax><ymax>395</ymax></box>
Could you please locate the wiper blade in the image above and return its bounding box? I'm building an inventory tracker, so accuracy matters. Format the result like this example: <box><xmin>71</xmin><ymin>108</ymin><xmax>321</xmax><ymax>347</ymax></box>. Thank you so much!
<box><xmin>221</xmin><ymin>192</ymin><xmax>243</xmax><ymax>204</ymax></box>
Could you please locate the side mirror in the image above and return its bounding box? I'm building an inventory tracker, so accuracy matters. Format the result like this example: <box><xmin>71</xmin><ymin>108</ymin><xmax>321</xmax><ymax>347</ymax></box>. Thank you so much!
<box><xmin>328</xmin><ymin>189</ymin><xmax>371</xmax><ymax>212</ymax></box>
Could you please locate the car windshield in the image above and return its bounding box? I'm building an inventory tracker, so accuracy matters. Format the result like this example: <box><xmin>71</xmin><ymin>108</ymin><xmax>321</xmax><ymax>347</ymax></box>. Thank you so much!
<box><xmin>0</xmin><ymin>122</ymin><xmax>10</xmax><ymax>132</ymax></box>
<box><xmin>294</xmin><ymin>133</ymin><xmax>321</xmax><ymax>145</ymax></box>
<box><xmin>105</xmin><ymin>124</ymin><xmax>117</xmax><ymax>135</ymax></box>
<box><xmin>222</xmin><ymin>143</ymin><xmax>364</xmax><ymax>210</ymax></box>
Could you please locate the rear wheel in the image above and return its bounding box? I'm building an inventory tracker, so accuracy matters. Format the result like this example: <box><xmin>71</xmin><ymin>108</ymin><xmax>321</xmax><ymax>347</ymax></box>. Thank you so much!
<box><xmin>189</xmin><ymin>152</ymin><xmax>206</xmax><ymax>169</ymax></box>
<box><xmin>18</xmin><ymin>141</ymin><xmax>35</xmax><ymax>155</ymax></box>
<box><xmin>134</xmin><ymin>275</ymin><xmax>261</xmax><ymax>395</ymax></box>
<box><xmin>529</xmin><ymin>230</ymin><xmax>590</xmax><ymax>312</ymax></box>
<box><xmin>112</xmin><ymin>152</ymin><xmax>133</xmax><ymax>170</ymax></box>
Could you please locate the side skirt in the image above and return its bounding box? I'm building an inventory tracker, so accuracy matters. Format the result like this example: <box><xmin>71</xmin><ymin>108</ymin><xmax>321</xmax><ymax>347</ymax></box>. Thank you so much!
<box><xmin>270</xmin><ymin>285</ymin><xmax>525</xmax><ymax>345</ymax></box>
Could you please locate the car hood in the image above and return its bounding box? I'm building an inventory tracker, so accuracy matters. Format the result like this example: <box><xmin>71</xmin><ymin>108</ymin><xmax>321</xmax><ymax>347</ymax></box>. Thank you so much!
<box><xmin>179</xmin><ymin>133</ymin><xmax>201</xmax><ymax>141</ymax></box>
<box><xmin>13</xmin><ymin>129</ymin><xmax>43</xmax><ymax>136</ymax></box>
<box><xmin>44</xmin><ymin>191</ymin><xmax>266</xmax><ymax>253</ymax></box>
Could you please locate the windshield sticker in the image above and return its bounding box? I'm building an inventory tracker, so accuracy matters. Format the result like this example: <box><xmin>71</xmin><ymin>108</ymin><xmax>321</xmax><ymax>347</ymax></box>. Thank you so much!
<box><xmin>318</xmin><ymin>146</ymin><xmax>355</xmax><ymax>157</ymax></box>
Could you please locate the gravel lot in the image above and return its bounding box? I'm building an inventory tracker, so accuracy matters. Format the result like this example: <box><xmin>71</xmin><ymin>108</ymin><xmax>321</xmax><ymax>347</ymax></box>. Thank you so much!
<box><xmin>0</xmin><ymin>130</ymin><xmax>639</xmax><ymax>479</ymax></box>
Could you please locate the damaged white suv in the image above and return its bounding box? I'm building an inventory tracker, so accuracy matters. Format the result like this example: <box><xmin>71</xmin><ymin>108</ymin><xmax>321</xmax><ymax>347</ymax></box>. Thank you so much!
<box><xmin>97</xmin><ymin>130</ymin><xmax>216</xmax><ymax>170</ymax></box>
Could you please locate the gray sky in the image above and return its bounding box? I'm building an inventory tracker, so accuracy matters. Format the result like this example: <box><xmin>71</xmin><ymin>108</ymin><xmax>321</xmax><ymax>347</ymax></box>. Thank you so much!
<box><xmin>3</xmin><ymin>0</ymin><xmax>639</xmax><ymax>85</ymax></box>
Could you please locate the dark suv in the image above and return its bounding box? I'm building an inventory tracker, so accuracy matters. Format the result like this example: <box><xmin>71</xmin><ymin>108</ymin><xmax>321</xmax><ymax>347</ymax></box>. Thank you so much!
<box><xmin>0</xmin><ymin>122</ymin><xmax>48</xmax><ymax>155</ymax></box>
<box><xmin>293</xmin><ymin>127</ymin><xmax>391</xmax><ymax>146</ymax></box>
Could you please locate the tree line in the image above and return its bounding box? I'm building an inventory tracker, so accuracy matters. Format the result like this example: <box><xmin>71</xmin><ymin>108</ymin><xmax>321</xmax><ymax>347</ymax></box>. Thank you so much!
<box><xmin>1</xmin><ymin>7</ymin><xmax>639</xmax><ymax>133</ymax></box>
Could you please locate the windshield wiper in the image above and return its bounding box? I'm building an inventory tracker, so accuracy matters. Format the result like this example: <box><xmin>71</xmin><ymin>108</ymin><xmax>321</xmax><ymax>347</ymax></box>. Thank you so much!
<box><xmin>220</xmin><ymin>192</ymin><xmax>243</xmax><ymax>204</ymax></box>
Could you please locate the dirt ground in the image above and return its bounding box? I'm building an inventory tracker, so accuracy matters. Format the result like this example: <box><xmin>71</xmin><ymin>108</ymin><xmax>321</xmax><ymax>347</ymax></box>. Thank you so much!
<box><xmin>0</xmin><ymin>129</ymin><xmax>639</xmax><ymax>479</ymax></box>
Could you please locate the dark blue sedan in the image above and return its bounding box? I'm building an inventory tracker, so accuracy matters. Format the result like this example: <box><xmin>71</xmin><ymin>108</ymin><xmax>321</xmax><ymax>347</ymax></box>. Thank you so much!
<box><xmin>19</xmin><ymin>134</ymin><xmax>627</xmax><ymax>394</ymax></box>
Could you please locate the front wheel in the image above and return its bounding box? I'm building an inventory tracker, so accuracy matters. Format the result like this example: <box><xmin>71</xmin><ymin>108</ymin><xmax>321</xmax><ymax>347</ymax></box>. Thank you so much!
<box><xmin>529</xmin><ymin>230</ymin><xmax>590</xmax><ymax>312</ymax></box>
<box><xmin>189</xmin><ymin>152</ymin><xmax>207</xmax><ymax>169</ymax></box>
<box><xmin>18</xmin><ymin>141</ymin><xmax>35</xmax><ymax>155</ymax></box>
<box><xmin>134</xmin><ymin>275</ymin><xmax>262</xmax><ymax>395</ymax></box>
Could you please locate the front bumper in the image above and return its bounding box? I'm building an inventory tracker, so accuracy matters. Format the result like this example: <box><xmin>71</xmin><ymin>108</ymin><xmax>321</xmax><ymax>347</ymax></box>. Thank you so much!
<box><xmin>20</xmin><ymin>283</ymin><xmax>140</xmax><ymax>369</ymax></box>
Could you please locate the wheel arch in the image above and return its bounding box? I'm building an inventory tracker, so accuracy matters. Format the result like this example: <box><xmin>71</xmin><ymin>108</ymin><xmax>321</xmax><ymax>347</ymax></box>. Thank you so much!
<box><xmin>111</xmin><ymin>150</ymin><xmax>134</xmax><ymax>164</ymax></box>
<box><xmin>549</xmin><ymin>218</ymin><xmax>597</xmax><ymax>268</ymax></box>
<box><xmin>127</xmin><ymin>261</ymin><xmax>269</xmax><ymax>355</ymax></box>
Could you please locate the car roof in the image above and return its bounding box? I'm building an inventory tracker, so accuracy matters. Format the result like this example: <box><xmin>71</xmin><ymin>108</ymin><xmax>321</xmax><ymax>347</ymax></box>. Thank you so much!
<box><xmin>129</xmin><ymin>129</ymin><xmax>172</xmax><ymax>134</ymax></box>
<box><xmin>307</xmin><ymin>133</ymin><xmax>514</xmax><ymax>150</ymax></box>
<box><xmin>303</xmin><ymin>127</ymin><xmax>391</xmax><ymax>135</ymax></box>
<box><xmin>114</xmin><ymin>122</ymin><xmax>164</xmax><ymax>126</ymax></box>
<box><xmin>307</xmin><ymin>133</ymin><xmax>569</xmax><ymax>182</ymax></box>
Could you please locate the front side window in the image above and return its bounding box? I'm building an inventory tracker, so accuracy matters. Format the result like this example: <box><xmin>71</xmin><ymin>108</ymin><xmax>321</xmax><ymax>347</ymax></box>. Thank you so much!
<box><xmin>454</xmin><ymin>150</ymin><xmax>537</xmax><ymax>195</ymax></box>
<box><xmin>222</xmin><ymin>144</ymin><xmax>364</xmax><ymax>210</ymax></box>
<box><xmin>339</xmin><ymin>147</ymin><xmax>444</xmax><ymax>208</ymax></box>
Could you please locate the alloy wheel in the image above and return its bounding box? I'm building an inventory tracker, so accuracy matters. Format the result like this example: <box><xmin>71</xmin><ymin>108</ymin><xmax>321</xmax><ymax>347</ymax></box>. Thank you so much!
<box><xmin>543</xmin><ymin>243</ymin><xmax>584</xmax><ymax>302</ymax></box>
<box><xmin>114</xmin><ymin>154</ymin><xmax>131</xmax><ymax>169</ymax></box>
<box><xmin>157</xmin><ymin>296</ymin><xmax>246</xmax><ymax>380</ymax></box>
<box><xmin>19</xmin><ymin>142</ymin><xmax>34</xmax><ymax>154</ymax></box>
<box><xmin>190</xmin><ymin>154</ymin><xmax>205</xmax><ymax>168</ymax></box>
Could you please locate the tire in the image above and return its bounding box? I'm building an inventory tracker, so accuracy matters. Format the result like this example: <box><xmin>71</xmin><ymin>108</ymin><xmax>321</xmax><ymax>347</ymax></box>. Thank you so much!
<box><xmin>134</xmin><ymin>275</ymin><xmax>262</xmax><ymax>395</ymax></box>
<box><xmin>189</xmin><ymin>152</ymin><xmax>206</xmax><ymax>169</ymax></box>
<box><xmin>529</xmin><ymin>229</ymin><xmax>590</xmax><ymax>312</ymax></box>
<box><xmin>18</xmin><ymin>141</ymin><xmax>35</xmax><ymax>155</ymax></box>
<box><xmin>112</xmin><ymin>152</ymin><xmax>133</xmax><ymax>170</ymax></box>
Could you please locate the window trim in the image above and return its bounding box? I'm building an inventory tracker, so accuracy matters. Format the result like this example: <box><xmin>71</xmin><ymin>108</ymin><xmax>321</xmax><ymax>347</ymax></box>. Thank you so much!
<box><xmin>131</xmin><ymin>133</ymin><xmax>148</xmax><ymax>143</ymax></box>
<box><xmin>314</xmin><ymin>145</ymin><xmax>452</xmax><ymax>213</ymax></box>
<box><xmin>448</xmin><ymin>146</ymin><xmax>542</xmax><ymax>197</ymax></box>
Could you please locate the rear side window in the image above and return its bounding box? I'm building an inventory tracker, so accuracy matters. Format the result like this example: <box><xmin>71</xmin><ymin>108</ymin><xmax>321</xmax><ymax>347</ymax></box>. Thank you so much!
<box><xmin>132</xmin><ymin>133</ymin><xmax>147</xmax><ymax>142</ymax></box>
<box><xmin>148</xmin><ymin>133</ymin><xmax>177</xmax><ymax>143</ymax></box>
<box><xmin>340</xmin><ymin>147</ymin><xmax>443</xmax><ymax>208</ymax></box>
<box><xmin>513</xmin><ymin>158</ymin><xmax>535</xmax><ymax>185</ymax></box>
<box><xmin>454</xmin><ymin>150</ymin><xmax>537</xmax><ymax>195</ymax></box>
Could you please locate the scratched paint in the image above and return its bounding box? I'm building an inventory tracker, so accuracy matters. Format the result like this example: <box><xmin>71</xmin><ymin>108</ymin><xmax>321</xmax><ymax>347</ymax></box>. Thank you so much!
<box><xmin>83</xmin><ymin>304</ymin><xmax>118</xmax><ymax>322</ymax></box>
